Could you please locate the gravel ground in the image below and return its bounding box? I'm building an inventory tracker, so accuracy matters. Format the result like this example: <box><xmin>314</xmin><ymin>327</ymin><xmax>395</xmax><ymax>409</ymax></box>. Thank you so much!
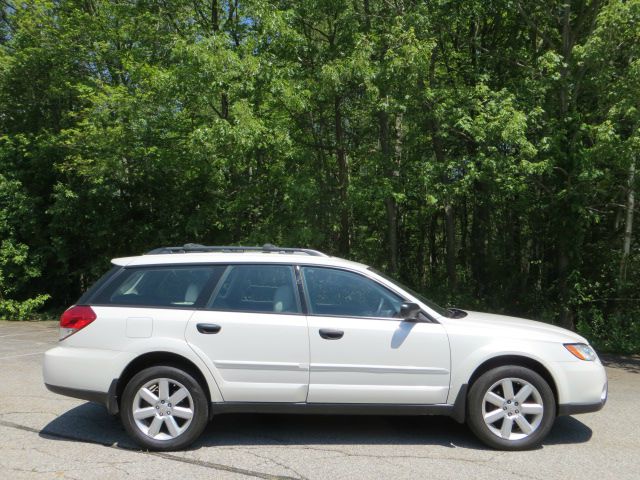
<box><xmin>0</xmin><ymin>320</ymin><xmax>637</xmax><ymax>480</ymax></box>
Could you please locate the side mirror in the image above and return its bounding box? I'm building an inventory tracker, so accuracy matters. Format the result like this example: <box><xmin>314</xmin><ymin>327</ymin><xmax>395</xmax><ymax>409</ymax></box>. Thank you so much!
<box><xmin>400</xmin><ymin>302</ymin><xmax>422</xmax><ymax>321</ymax></box>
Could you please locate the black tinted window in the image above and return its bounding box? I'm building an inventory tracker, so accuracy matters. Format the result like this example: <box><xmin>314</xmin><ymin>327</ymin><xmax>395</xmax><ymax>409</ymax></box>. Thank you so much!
<box><xmin>94</xmin><ymin>266</ymin><xmax>222</xmax><ymax>307</ymax></box>
<box><xmin>301</xmin><ymin>267</ymin><xmax>403</xmax><ymax>318</ymax></box>
<box><xmin>77</xmin><ymin>266</ymin><xmax>121</xmax><ymax>304</ymax></box>
<box><xmin>208</xmin><ymin>265</ymin><xmax>300</xmax><ymax>314</ymax></box>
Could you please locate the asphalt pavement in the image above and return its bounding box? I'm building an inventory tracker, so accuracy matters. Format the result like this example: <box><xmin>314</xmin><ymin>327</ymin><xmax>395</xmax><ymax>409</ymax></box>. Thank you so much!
<box><xmin>0</xmin><ymin>320</ymin><xmax>637</xmax><ymax>480</ymax></box>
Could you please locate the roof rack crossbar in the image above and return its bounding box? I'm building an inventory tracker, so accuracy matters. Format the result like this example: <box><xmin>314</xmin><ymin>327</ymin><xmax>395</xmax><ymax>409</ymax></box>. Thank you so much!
<box><xmin>145</xmin><ymin>243</ymin><xmax>327</xmax><ymax>257</ymax></box>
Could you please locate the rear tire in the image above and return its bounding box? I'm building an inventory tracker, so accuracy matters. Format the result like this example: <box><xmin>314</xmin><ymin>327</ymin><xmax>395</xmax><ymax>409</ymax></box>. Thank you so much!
<box><xmin>467</xmin><ymin>365</ymin><xmax>556</xmax><ymax>450</ymax></box>
<box><xmin>120</xmin><ymin>366</ymin><xmax>209</xmax><ymax>451</ymax></box>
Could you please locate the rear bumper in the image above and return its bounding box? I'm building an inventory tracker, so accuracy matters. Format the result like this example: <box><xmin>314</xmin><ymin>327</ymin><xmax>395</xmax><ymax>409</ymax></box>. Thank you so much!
<box><xmin>45</xmin><ymin>380</ymin><xmax>120</xmax><ymax>415</ymax></box>
<box><xmin>43</xmin><ymin>345</ymin><xmax>130</xmax><ymax>415</ymax></box>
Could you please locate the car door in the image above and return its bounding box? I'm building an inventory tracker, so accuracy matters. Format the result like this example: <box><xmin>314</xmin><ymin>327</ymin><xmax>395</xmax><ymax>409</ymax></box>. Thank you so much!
<box><xmin>301</xmin><ymin>266</ymin><xmax>450</xmax><ymax>404</ymax></box>
<box><xmin>185</xmin><ymin>264</ymin><xmax>309</xmax><ymax>403</ymax></box>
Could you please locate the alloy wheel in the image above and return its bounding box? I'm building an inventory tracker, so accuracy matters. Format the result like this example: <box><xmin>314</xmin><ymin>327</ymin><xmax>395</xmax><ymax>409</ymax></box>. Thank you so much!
<box><xmin>131</xmin><ymin>377</ymin><xmax>195</xmax><ymax>441</ymax></box>
<box><xmin>482</xmin><ymin>377</ymin><xmax>544</xmax><ymax>441</ymax></box>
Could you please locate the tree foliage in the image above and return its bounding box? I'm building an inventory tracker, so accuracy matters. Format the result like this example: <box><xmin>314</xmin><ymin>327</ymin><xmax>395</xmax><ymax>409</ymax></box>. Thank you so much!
<box><xmin>0</xmin><ymin>0</ymin><xmax>638</xmax><ymax>352</ymax></box>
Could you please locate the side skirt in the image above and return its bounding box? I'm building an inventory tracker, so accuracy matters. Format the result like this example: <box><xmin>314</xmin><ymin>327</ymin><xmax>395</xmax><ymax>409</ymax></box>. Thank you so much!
<box><xmin>209</xmin><ymin>385</ymin><xmax>468</xmax><ymax>422</ymax></box>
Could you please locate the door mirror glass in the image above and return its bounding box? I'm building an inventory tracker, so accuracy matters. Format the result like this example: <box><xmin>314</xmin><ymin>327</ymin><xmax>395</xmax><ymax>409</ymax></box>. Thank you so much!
<box><xmin>400</xmin><ymin>302</ymin><xmax>421</xmax><ymax>321</ymax></box>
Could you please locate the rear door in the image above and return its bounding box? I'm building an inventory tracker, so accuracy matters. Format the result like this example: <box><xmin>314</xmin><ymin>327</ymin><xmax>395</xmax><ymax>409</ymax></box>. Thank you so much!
<box><xmin>185</xmin><ymin>264</ymin><xmax>309</xmax><ymax>403</ymax></box>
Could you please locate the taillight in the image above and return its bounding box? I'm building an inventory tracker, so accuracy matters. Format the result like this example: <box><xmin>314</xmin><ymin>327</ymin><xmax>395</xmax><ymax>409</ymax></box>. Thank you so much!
<box><xmin>59</xmin><ymin>305</ymin><xmax>96</xmax><ymax>340</ymax></box>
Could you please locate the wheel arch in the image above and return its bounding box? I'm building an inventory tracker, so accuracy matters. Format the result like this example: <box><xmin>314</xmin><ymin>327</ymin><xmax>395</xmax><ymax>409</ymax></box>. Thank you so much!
<box><xmin>113</xmin><ymin>351</ymin><xmax>212</xmax><ymax>415</ymax></box>
<box><xmin>468</xmin><ymin>355</ymin><xmax>559</xmax><ymax>406</ymax></box>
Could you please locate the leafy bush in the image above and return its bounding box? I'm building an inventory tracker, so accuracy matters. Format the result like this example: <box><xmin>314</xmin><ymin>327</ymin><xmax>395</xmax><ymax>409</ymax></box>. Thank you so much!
<box><xmin>0</xmin><ymin>175</ymin><xmax>50</xmax><ymax>320</ymax></box>
<box><xmin>577</xmin><ymin>307</ymin><xmax>640</xmax><ymax>355</ymax></box>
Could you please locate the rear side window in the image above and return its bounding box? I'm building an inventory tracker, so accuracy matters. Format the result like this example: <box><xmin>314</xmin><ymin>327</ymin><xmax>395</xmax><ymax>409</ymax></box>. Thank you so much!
<box><xmin>208</xmin><ymin>265</ymin><xmax>301</xmax><ymax>314</ymax></box>
<box><xmin>94</xmin><ymin>266</ymin><xmax>223</xmax><ymax>308</ymax></box>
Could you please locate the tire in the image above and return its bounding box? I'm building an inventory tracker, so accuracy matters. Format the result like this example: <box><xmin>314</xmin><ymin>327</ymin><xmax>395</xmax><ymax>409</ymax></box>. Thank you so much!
<box><xmin>120</xmin><ymin>366</ymin><xmax>209</xmax><ymax>451</ymax></box>
<box><xmin>467</xmin><ymin>365</ymin><xmax>556</xmax><ymax>450</ymax></box>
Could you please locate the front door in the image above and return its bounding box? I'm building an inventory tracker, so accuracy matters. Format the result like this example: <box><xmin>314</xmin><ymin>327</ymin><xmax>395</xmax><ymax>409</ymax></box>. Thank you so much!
<box><xmin>301</xmin><ymin>266</ymin><xmax>450</xmax><ymax>404</ymax></box>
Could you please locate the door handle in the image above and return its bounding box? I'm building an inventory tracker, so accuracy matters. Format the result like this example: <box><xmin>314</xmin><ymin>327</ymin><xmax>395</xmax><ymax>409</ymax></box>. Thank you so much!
<box><xmin>319</xmin><ymin>328</ymin><xmax>344</xmax><ymax>340</ymax></box>
<box><xmin>196</xmin><ymin>323</ymin><xmax>222</xmax><ymax>334</ymax></box>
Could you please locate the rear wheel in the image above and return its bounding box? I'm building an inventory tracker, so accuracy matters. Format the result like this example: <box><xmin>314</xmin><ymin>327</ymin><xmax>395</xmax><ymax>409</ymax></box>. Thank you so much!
<box><xmin>467</xmin><ymin>365</ymin><xmax>556</xmax><ymax>450</ymax></box>
<box><xmin>121</xmin><ymin>366</ymin><xmax>208</xmax><ymax>451</ymax></box>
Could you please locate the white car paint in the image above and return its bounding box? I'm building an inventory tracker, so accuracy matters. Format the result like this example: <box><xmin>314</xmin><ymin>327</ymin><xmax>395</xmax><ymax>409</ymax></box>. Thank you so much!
<box><xmin>43</xmin><ymin>250</ymin><xmax>607</xmax><ymax>419</ymax></box>
<box><xmin>186</xmin><ymin>310</ymin><xmax>309</xmax><ymax>402</ymax></box>
<box><xmin>441</xmin><ymin>311</ymin><xmax>606</xmax><ymax>406</ymax></box>
<box><xmin>306</xmin><ymin>315</ymin><xmax>450</xmax><ymax>404</ymax></box>
<box><xmin>46</xmin><ymin>305</ymin><xmax>225</xmax><ymax>402</ymax></box>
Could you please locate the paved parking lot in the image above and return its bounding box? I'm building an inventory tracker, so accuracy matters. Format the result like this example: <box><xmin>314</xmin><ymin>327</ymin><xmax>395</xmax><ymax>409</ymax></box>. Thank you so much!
<box><xmin>0</xmin><ymin>320</ymin><xmax>638</xmax><ymax>480</ymax></box>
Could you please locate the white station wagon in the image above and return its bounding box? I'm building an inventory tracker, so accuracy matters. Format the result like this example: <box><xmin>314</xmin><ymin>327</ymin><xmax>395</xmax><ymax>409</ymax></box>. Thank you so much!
<box><xmin>43</xmin><ymin>244</ymin><xmax>607</xmax><ymax>451</ymax></box>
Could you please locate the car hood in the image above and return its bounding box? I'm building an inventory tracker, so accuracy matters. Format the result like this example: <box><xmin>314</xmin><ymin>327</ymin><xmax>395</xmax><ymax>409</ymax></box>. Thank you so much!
<box><xmin>446</xmin><ymin>310</ymin><xmax>588</xmax><ymax>344</ymax></box>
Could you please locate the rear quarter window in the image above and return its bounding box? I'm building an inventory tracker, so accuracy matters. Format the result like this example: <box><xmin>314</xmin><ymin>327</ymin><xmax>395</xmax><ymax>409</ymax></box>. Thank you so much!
<box><xmin>77</xmin><ymin>266</ymin><xmax>121</xmax><ymax>305</ymax></box>
<box><xmin>93</xmin><ymin>265</ymin><xmax>224</xmax><ymax>308</ymax></box>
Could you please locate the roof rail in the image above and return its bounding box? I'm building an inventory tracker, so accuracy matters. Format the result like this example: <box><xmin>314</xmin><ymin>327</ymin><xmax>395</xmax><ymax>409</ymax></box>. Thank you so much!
<box><xmin>145</xmin><ymin>243</ymin><xmax>328</xmax><ymax>257</ymax></box>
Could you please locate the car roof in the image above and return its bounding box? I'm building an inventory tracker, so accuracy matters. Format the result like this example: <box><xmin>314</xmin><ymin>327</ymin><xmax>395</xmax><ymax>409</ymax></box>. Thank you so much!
<box><xmin>111</xmin><ymin>252</ymin><xmax>369</xmax><ymax>271</ymax></box>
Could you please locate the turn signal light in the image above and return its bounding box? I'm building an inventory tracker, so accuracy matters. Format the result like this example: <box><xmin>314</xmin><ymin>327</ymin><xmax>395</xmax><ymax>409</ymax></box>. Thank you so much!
<box><xmin>564</xmin><ymin>343</ymin><xmax>597</xmax><ymax>361</ymax></box>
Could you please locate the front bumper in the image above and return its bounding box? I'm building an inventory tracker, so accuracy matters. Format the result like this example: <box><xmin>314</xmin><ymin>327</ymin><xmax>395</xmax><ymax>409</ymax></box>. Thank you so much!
<box><xmin>558</xmin><ymin>379</ymin><xmax>608</xmax><ymax>415</ymax></box>
<box><xmin>558</xmin><ymin>400</ymin><xmax>605</xmax><ymax>415</ymax></box>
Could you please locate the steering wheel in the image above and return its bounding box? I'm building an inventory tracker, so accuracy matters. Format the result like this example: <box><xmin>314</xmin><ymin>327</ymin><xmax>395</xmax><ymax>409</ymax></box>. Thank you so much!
<box><xmin>375</xmin><ymin>296</ymin><xmax>385</xmax><ymax>316</ymax></box>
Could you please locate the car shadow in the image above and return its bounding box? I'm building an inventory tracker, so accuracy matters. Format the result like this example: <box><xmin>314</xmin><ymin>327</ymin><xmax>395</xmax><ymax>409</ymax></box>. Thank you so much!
<box><xmin>39</xmin><ymin>402</ymin><xmax>138</xmax><ymax>449</ymax></box>
<box><xmin>601</xmin><ymin>354</ymin><xmax>640</xmax><ymax>374</ymax></box>
<box><xmin>39</xmin><ymin>402</ymin><xmax>592</xmax><ymax>450</ymax></box>
<box><xmin>545</xmin><ymin>415</ymin><xmax>593</xmax><ymax>444</ymax></box>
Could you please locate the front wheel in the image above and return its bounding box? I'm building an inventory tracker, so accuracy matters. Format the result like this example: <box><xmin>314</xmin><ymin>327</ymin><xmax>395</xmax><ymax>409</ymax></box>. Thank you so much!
<box><xmin>467</xmin><ymin>365</ymin><xmax>556</xmax><ymax>450</ymax></box>
<box><xmin>120</xmin><ymin>366</ymin><xmax>209</xmax><ymax>451</ymax></box>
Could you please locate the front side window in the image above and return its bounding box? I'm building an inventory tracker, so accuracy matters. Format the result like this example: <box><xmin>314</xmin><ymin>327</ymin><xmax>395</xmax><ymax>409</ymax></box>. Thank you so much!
<box><xmin>301</xmin><ymin>267</ymin><xmax>403</xmax><ymax>318</ymax></box>
<box><xmin>368</xmin><ymin>267</ymin><xmax>450</xmax><ymax>317</ymax></box>
<box><xmin>94</xmin><ymin>266</ymin><xmax>222</xmax><ymax>307</ymax></box>
<box><xmin>208</xmin><ymin>265</ymin><xmax>301</xmax><ymax>314</ymax></box>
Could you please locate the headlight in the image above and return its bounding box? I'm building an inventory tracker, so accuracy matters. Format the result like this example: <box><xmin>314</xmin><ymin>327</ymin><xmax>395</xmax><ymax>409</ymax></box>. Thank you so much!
<box><xmin>564</xmin><ymin>343</ymin><xmax>597</xmax><ymax>361</ymax></box>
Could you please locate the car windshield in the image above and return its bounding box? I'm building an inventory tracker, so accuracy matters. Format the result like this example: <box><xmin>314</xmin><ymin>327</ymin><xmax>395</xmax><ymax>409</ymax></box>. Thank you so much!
<box><xmin>367</xmin><ymin>268</ymin><xmax>452</xmax><ymax>318</ymax></box>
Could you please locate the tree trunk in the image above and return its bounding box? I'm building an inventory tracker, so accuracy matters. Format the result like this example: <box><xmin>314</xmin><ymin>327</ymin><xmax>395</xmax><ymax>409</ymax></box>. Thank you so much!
<box><xmin>416</xmin><ymin>216</ymin><xmax>427</xmax><ymax>288</ymax></box>
<box><xmin>425</xmin><ymin>110</ymin><xmax>456</xmax><ymax>289</ymax></box>
<box><xmin>390</xmin><ymin>114</ymin><xmax>404</xmax><ymax>273</ymax></box>
<box><xmin>511</xmin><ymin>207</ymin><xmax>523</xmax><ymax>302</ymax></box>
<box><xmin>620</xmin><ymin>159</ymin><xmax>636</xmax><ymax>283</ymax></box>
<box><xmin>471</xmin><ymin>180</ymin><xmax>488</xmax><ymax>296</ymax></box>
<box><xmin>460</xmin><ymin>197</ymin><xmax>468</xmax><ymax>269</ymax></box>
<box><xmin>211</xmin><ymin>0</ymin><xmax>219</xmax><ymax>32</ymax></box>
<box><xmin>557</xmin><ymin>247</ymin><xmax>573</xmax><ymax>329</ymax></box>
<box><xmin>556</xmin><ymin>1</ymin><xmax>576</xmax><ymax>330</ymax></box>
<box><xmin>429</xmin><ymin>214</ymin><xmax>438</xmax><ymax>280</ymax></box>
<box><xmin>378</xmin><ymin>110</ymin><xmax>402</xmax><ymax>273</ymax></box>
<box><xmin>385</xmin><ymin>197</ymin><xmax>398</xmax><ymax>274</ymax></box>
<box><xmin>444</xmin><ymin>203</ymin><xmax>456</xmax><ymax>290</ymax></box>
<box><xmin>335</xmin><ymin>96</ymin><xmax>350</xmax><ymax>255</ymax></box>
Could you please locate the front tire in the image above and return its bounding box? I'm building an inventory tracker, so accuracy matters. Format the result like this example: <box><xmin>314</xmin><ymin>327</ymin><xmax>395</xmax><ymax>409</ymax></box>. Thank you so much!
<box><xmin>467</xmin><ymin>365</ymin><xmax>556</xmax><ymax>450</ymax></box>
<box><xmin>121</xmin><ymin>366</ymin><xmax>209</xmax><ymax>451</ymax></box>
